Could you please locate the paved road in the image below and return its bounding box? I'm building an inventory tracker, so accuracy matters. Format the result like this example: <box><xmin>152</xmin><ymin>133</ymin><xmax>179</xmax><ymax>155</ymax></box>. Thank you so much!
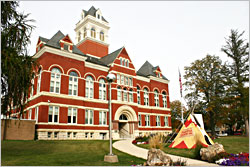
<box><xmin>113</xmin><ymin>139</ymin><xmax>218</xmax><ymax>166</ymax></box>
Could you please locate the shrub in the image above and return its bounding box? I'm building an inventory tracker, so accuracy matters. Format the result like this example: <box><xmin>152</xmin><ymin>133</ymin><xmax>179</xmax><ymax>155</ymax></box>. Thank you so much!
<box><xmin>149</xmin><ymin>134</ymin><xmax>164</xmax><ymax>150</ymax></box>
<box><xmin>193</xmin><ymin>142</ymin><xmax>204</xmax><ymax>160</ymax></box>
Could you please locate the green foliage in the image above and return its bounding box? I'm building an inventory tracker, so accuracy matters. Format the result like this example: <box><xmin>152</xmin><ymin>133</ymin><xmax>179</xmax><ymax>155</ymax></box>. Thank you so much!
<box><xmin>1</xmin><ymin>140</ymin><xmax>145</xmax><ymax>166</ymax></box>
<box><xmin>193</xmin><ymin>142</ymin><xmax>204</xmax><ymax>160</ymax></box>
<box><xmin>184</xmin><ymin>55</ymin><xmax>226</xmax><ymax>136</ymax></box>
<box><xmin>1</xmin><ymin>1</ymin><xmax>38</xmax><ymax>117</ymax></box>
<box><xmin>135</xmin><ymin>136</ymin><xmax>149</xmax><ymax>142</ymax></box>
<box><xmin>221</xmin><ymin>29</ymin><xmax>249</xmax><ymax>136</ymax></box>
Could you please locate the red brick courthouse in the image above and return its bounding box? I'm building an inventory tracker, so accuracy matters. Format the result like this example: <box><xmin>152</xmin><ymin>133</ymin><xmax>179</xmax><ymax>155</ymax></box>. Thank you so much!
<box><xmin>20</xmin><ymin>6</ymin><xmax>172</xmax><ymax>140</ymax></box>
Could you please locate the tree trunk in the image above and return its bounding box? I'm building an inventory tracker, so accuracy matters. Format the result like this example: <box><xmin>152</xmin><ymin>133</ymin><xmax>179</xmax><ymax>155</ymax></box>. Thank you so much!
<box><xmin>210</xmin><ymin>112</ymin><xmax>216</xmax><ymax>137</ymax></box>
<box><xmin>244</xmin><ymin>117</ymin><xmax>249</xmax><ymax>137</ymax></box>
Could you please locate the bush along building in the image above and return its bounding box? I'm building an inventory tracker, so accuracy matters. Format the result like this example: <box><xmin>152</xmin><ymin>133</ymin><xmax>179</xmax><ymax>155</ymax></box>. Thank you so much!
<box><xmin>22</xmin><ymin>6</ymin><xmax>172</xmax><ymax>140</ymax></box>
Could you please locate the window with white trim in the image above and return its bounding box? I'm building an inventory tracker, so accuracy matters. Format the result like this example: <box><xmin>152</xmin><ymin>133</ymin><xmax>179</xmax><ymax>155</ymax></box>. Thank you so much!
<box><xmin>145</xmin><ymin>115</ymin><xmax>150</xmax><ymax>126</ymax></box>
<box><xmin>144</xmin><ymin>88</ymin><xmax>149</xmax><ymax>106</ymax></box>
<box><xmin>154</xmin><ymin>90</ymin><xmax>159</xmax><ymax>107</ymax></box>
<box><xmin>85</xmin><ymin>76</ymin><xmax>94</xmax><ymax>98</ymax></box>
<box><xmin>156</xmin><ymin>116</ymin><xmax>161</xmax><ymax>126</ymax></box>
<box><xmin>99</xmin><ymin>111</ymin><xmax>107</xmax><ymax>125</ymax></box>
<box><xmin>126</xmin><ymin>60</ymin><xmax>129</xmax><ymax>67</ymax></box>
<box><xmin>99</xmin><ymin>79</ymin><xmax>106</xmax><ymax>100</ymax></box>
<box><xmin>37</xmin><ymin>69</ymin><xmax>42</xmax><ymax>93</ymax></box>
<box><xmin>78</xmin><ymin>32</ymin><xmax>81</xmax><ymax>42</ymax></box>
<box><xmin>123</xmin><ymin>59</ymin><xmax>125</xmax><ymax>66</ymax></box>
<box><xmin>137</xmin><ymin>86</ymin><xmax>141</xmax><ymax>104</ymax></box>
<box><xmin>48</xmin><ymin>106</ymin><xmax>59</xmax><ymax>123</ymax></box>
<box><xmin>85</xmin><ymin>109</ymin><xmax>93</xmax><ymax>125</ymax></box>
<box><xmin>162</xmin><ymin>92</ymin><xmax>167</xmax><ymax>108</ymax></box>
<box><xmin>117</xmin><ymin>74</ymin><xmax>120</xmax><ymax>84</ymax></box>
<box><xmin>31</xmin><ymin>79</ymin><xmax>34</xmax><ymax>96</ymax></box>
<box><xmin>69</xmin><ymin>71</ymin><xmax>78</xmax><ymax>96</ymax></box>
<box><xmin>35</xmin><ymin>107</ymin><xmax>39</xmax><ymax>123</ymax></box>
<box><xmin>123</xmin><ymin>88</ymin><xmax>128</xmax><ymax>101</ymax></box>
<box><xmin>138</xmin><ymin>114</ymin><xmax>141</xmax><ymax>126</ymax></box>
<box><xmin>28</xmin><ymin>109</ymin><xmax>32</xmax><ymax>120</ymax></box>
<box><xmin>91</xmin><ymin>27</ymin><xmax>96</xmax><ymax>38</ymax></box>
<box><xmin>164</xmin><ymin>116</ymin><xmax>169</xmax><ymax>126</ymax></box>
<box><xmin>125</xmin><ymin>76</ymin><xmax>128</xmax><ymax>85</ymax></box>
<box><xmin>117</xmin><ymin>86</ymin><xmax>122</xmax><ymax>101</ymax></box>
<box><xmin>100</xmin><ymin>31</ymin><xmax>104</xmax><ymax>41</ymax></box>
<box><xmin>68</xmin><ymin>108</ymin><xmax>77</xmax><ymax>124</ymax></box>
<box><xmin>120</xmin><ymin>58</ymin><xmax>122</xmax><ymax>65</ymax></box>
<box><xmin>83</xmin><ymin>27</ymin><xmax>87</xmax><ymax>38</ymax></box>
<box><xmin>129</xmin><ymin>89</ymin><xmax>133</xmax><ymax>102</ymax></box>
<box><xmin>50</xmin><ymin>68</ymin><xmax>61</xmax><ymax>93</ymax></box>
<box><xmin>121</xmin><ymin>75</ymin><xmax>124</xmax><ymax>85</ymax></box>
<box><xmin>129</xmin><ymin>78</ymin><xmax>133</xmax><ymax>86</ymax></box>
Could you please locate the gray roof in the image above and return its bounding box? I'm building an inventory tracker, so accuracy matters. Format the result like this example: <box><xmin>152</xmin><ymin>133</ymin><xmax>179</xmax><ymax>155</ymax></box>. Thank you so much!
<box><xmin>83</xmin><ymin>6</ymin><xmax>108</xmax><ymax>23</ymax></box>
<box><xmin>137</xmin><ymin>61</ymin><xmax>168</xmax><ymax>80</ymax></box>
<box><xmin>100</xmin><ymin>47</ymin><xmax>124</xmax><ymax>65</ymax></box>
<box><xmin>41</xmin><ymin>30</ymin><xmax>85</xmax><ymax>56</ymax></box>
<box><xmin>39</xmin><ymin>36</ymin><xmax>49</xmax><ymax>43</ymax></box>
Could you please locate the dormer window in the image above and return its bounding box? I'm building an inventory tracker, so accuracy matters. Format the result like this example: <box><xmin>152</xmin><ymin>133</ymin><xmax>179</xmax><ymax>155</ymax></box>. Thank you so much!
<box><xmin>64</xmin><ymin>44</ymin><xmax>69</xmax><ymax>51</ymax></box>
<box><xmin>100</xmin><ymin>31</ymin><xmax>104</xmax><ymax>41</ymax></box>
<box><xmin>91</xmin><ymin>28</ymin><xmax>96</xmax><ymax>38</ymax></box>
<box><xmin>97</xmin><ymin>14</ymin><xmax>100</xmax><ymax>19</ymax></box>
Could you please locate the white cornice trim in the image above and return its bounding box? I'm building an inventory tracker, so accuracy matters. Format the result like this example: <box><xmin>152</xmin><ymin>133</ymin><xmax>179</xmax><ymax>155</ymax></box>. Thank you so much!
<box><xmin>85</xmin><ymin>62</ymin><xmax>109</xmax><ymax>72</ymax></box>
<box><xmin>138</xmin><ymin>112</ymin><xmax>171</xmax><ymax>117</ymax></box>
<box><xmin>112</xmin><ymin>64</ymin><xmax>136</xmax><ymax>71</ymax></box>
<box><xmin>33</xmin><ymin>46</ymin><xmax>87</xmax><ymax>62</ymax></box>
<box><xmin>86</xmin><ymin>53</ymin><xmax>101</xmax><ymax>59</ymax></box>
<box><xmin>136</xmin><ymin>75</ymin><xmax>150</xmax><ymax>83</ymax></box>
<box><xmin>27</xmin><ymin>101</ymin><xmax>109</xmax><ymax>111</ymax></box>
<box><xmin>149</xmin><ymin>76</ymin><xmax>169</xmax><ymax>84</ymax></box>
<box><xmin>76</xmin><ymin>36</ymin><xmax>109</xmax><ymax>47</ymax></box>
<box><xmin>109</xmin><ymin>71</ymin><xmax>136</xmax><ymax>78</ymax></box>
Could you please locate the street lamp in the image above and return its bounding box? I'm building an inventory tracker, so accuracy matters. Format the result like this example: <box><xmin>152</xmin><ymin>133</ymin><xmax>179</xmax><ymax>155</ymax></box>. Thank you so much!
<box><xmin>104</xmin><ymin>73</ymin><xmax>118</xmax><ymax>163</ymax></box>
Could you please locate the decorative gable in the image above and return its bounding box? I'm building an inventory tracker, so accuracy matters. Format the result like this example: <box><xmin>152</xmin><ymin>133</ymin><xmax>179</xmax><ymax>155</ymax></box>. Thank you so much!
<box><xmin>153</xmin><ymin>66</ymin><xmax>162</xmax><ymax>78</ymax></box>
<box><xmin>59</xmin><ymin>35</ymin><xmax>73</xmax><ymax>52</ymax></box>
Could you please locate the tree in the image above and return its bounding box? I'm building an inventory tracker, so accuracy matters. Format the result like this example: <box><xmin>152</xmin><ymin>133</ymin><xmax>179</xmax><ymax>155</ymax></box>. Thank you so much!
<box><xmin>1</xmin><ymin>1</ymin><xmax>37</xmax><ymax>119</ymax></box>
<box><xmin>221</xmin><ymin>29</ymin><xmax>249</xmax><ymax>136</ymax></box>
<box><xmin>184</xmin><ymin>55</ymin><xmax>226</xmax><ymax>137</ymax></box>
<box><xmin>170</xmin><ymin>100</ymin><xmax>187</xmax><ymax>132</ymax></box>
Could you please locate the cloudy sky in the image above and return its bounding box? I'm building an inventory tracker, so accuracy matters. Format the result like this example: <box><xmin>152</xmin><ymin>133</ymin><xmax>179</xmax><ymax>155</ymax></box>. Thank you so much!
<box><xmin>19</xmin><ymin>1</ymin><xmax>249</xmax><ymax>102</ymax></box>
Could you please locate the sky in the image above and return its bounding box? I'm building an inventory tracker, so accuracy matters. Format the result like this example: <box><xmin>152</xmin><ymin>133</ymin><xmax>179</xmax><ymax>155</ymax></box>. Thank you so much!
<box><xmin>18</xmin><ymin>1</ymin><xmax>249</xmax><ymax>102</ymax></box>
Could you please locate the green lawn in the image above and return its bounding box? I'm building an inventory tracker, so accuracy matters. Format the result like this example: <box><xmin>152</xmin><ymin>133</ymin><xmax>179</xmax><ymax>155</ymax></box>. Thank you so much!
<box><xmin>1</xmin><ymin>140</ymin><xmax>145</xmax><ymax>166</ymax></box>
<box><xmin>138</xmin><ymin>136</ymin><xmax>249</xmax><ymax>159</ymax></box>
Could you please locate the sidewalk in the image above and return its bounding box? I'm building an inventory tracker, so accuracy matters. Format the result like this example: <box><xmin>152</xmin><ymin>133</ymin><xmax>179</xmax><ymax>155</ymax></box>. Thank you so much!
<box><xmin>113</xmin><ymin>139</ymin><xmax>218</xmax><ymax>166</ymax></box>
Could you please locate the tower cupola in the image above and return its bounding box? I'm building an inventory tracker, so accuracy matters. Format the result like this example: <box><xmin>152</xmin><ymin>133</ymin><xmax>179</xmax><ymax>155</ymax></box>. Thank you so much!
<box><xmin>75</xmin><ymin>6</ymin><xmax>110</xmax><ymax>58</ymax></box>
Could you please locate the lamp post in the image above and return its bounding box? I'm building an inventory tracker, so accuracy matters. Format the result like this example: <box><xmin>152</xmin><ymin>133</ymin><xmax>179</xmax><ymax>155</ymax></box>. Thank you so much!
<box><xmin>104</xmin><ymin>73</ymin><xmax>118</xmax><ymax>163</ymax></box>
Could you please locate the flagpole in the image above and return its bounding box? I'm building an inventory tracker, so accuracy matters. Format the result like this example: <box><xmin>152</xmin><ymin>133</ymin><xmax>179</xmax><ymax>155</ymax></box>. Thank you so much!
<box><xmin>178</xmin><ymin>67</ymin><xmax>184</xmax><ymax>124</ymax></box>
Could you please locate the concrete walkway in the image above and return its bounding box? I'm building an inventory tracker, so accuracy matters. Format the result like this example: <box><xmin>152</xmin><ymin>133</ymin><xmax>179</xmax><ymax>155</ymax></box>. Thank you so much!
<box><xmin>113</xmin><ymin>139</ymin><xmax>218</xmax><ymax>166</ymax></box>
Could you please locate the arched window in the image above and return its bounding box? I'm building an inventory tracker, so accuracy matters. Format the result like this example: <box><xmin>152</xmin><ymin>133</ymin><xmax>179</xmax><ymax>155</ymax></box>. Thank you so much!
<box><xmin>100</xmin><ymin>31</ymin><xmax>104</xmax><ymax>41</ymax></box>
<box><xmin>50</xmin><ymin>67</ymin><xmax>61</xmax><ymax>93</ymax></box>
<box><xmin>162</xmin><ymin>91</ymin><xmax>167</xmax><ymax>108</ymax></box>
<box><xmin>91</xmin><ymin>27</ymin><xmax>96</xmax><ymax>38</ymax></box>
<box><xmin>30</xmin><ymin>79</ymin><xmax>34</xmax><ymax>96</ymax></box>
<box><xmin>69</xmin><ymin>71</ymin><xmax>78</xmax><ymax>96</ymax></box>
<box><xmin>99</xmin><ymin>79</ymin><xmax>106</xmax><ymax>100</ymax></box>
<box><xmin>85</xmin><ymin>76</ymin><xmax>94</xmax><ymax>98</ymax></box>
<box><xmin>137</xmin><ymin>86</ymin><xmax>141</xmax><ymax>104</ymax></box>
<box><xmin>117</xmin><ymin>86</ymin><xmax>122</xmax><ymax>101</ymax></box>
<box><xmin>83</xmin><ymin>27</ymin><xmax>87</xmax><ymax>38</ymax></box>
<box><xmin>37</xmin><ymin>68</ymin><xmax>42</xmax><ymax>93</ymax></box>
<box><xmin>119</xmin><ymin>114</ymin><xmax>128</xmax><ymax>120</ymax></box>
<box><xmin>78</xmin><ymin>32</ymin><xmax>81</xmax><ymax>42</ymax></box>
<box><xmin>129</xmin><ymin>89</ymin><xmax>133</xmax><ymax>102</ymax></box>
<box><xmin>123</xmin><ymin>59</ymin><xmax>125</xmax><ymax>66</ymax></box>
<box><xmin>126</xmin><ymin>60</ymin><xmax>129</xmax><ymax>67</ymax></box>
<box><xmin>143</xmin><ymin>88</ymin><xmax>149</xmax><ymax>106</ymax></box>
<box><xmin>154</xmin><ymin>90</ymin><xmax>159</xmax><ymax>107</ymax></box>
<box><xmin>123</xmin><ymin>88</ymin><xmax>128</xmax><ymax>101</ymax></box>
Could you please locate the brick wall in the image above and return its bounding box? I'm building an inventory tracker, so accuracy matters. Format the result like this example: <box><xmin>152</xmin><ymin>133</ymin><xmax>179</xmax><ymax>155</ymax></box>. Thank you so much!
<box><xmin>1</xmin><ymin>119</ymin><xmax>35</xmax><ymax>140</ymax></box>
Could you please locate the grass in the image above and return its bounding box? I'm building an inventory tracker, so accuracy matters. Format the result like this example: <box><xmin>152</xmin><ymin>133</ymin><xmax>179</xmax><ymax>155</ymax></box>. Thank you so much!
<box><xmin>137</xmin><ymin>136</ymin><xmax>249</xmax><ymax>159</ymax></box>
<box><xmin>1</xmin><ymin>140</ymin><xmax>145</xmax><ymax>166</ymax></box>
